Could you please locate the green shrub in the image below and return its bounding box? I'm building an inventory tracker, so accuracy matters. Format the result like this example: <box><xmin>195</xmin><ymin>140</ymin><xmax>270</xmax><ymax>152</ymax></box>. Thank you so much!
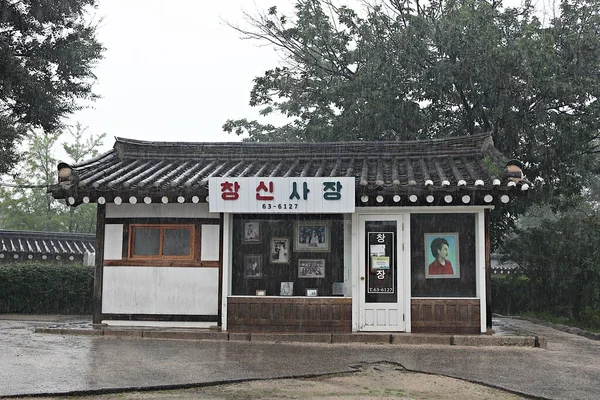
<box><xmin>499</xmin><ymin>210</ymin><xmax>600</xmax><ymax>331</ymax></box>
<box><xmin>580</xmin><ymin>307</ymin><xmax>600</xmax><ymax>330</ymax></box>
<box><xmin>492</xmin><ymin>275</ymin><xmax>533</xmax><ymax>315</ymax></box>
<box><xmin>0</xmin><ymin>262</ymin><xmax>93</xmax><ymax>314</ymax></box>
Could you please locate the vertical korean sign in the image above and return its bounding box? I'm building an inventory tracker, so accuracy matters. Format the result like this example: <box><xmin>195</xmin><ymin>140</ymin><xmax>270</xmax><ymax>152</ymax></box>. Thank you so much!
<box><xmin>367</xmin><ymin>232</ymin><xmax>395</xmax><ymax>294</ymax></box>
<box><xmin>208</xmin><ymin>177</ymin><xmax>355</xmax><ymax>213</ymax></box>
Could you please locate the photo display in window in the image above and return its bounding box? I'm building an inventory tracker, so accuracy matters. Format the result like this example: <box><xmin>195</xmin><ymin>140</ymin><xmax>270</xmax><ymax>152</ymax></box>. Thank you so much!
<box><xmin>231</xmin><ymin>215</ymin><xmax>345</xmax><ymax>297</ymax></box>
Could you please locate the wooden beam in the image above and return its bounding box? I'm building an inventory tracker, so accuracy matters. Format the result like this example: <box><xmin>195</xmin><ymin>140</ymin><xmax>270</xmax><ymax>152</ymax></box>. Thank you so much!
<box><xmin>93</xmin><ymin>203</ymin><xmax>106</xmax><ymax>324</ymax></box>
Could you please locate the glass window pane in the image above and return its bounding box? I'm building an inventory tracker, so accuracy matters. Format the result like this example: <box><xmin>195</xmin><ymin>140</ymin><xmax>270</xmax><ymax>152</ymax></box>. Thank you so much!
<box><xmin>163</xmin><ymin>228</ymin><xmax>191</xmax><ymax>256</ymax></box>
<box><xmin>133</xmin><ymin>228</ymin><xmax>160</xmax><ymax>256</ymax></box>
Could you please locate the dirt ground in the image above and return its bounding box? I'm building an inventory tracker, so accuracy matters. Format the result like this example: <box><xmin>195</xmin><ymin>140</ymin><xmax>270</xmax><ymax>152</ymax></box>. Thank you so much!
<box><xmin>23</xmin><ymin>363</ymin><xmax>525</xmax><ymax>400</ymax></box>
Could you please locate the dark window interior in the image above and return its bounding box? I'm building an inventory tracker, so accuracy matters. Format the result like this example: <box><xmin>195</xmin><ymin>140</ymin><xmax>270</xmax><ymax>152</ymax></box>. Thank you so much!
<box><xmin>410</xmin><ymin>213</ymin><xmax>476</xmax><ymax>297</ymax></box>
<box><xmin>231</xmin><ymin>215</ymin><xmax>345</xmax><ymax>296</ymax></box>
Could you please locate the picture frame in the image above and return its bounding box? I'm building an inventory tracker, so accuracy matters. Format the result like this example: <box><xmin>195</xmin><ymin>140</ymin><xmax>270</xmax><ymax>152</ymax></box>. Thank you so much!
<box><xmin>242</xmin><ymin>221</ymin><xmax>260</xmax><ymax>243</ymax></box>
<box><xmin>298</xmin><ymin>259</ymin><xmax>326</xmax><ymax>278</ymax></box>
<box><xmin>243</xmin><ymin>254</ymin><xmax>262</xmax><ymax>279</ymax></box>
<box><xmin>255</xmin><ymin>289</ymin><xmax>267</xmax><ymax>296</ymax></box>
<box><xmin>294</xmin><ymin>221</ymin><xmax>330</xmax><ymax>252</ymax></box>
<box><xmin>305</xmin><ymin>288</ymin><xmax>318</xmax><ymax>297</ymax></box>
<box><xmin>424</xmin><ymin>233</ymin><xmax>460</xmax><ymax>279</ymax></box>
<box><xmin>280</xmin><ymin>281</ymin><xmax>294</xmax><ymax>296</ymax></box>
<box><xmin>270</xmin><ymin>237</ymin><xmax>290</xmax><ymax>264</ymax></box>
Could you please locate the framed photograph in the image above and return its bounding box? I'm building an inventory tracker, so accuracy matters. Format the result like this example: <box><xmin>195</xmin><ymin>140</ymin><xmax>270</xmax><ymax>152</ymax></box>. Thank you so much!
<box><xmin>306</xmin><ymin>288</ymin><xmax>318</xmax><ymax>297</ymax></box>
<box><xmin>255</xmin><ymin>289</ymin><xmax>267</xmax><ymax>296</ymax></box>
<box><xmin>424</xmin><ymin>233</ymin><xmax>460</xmax><ymax>279</ymax></box>
<box><xmin>270</xmin><ymin>237</ymin><xmax>290</xmax><ymax>264</ymax></box>
<box><xmin>298</xmin><ymin>259</ymin><xmax>326</xmax><ymax>278</ymax></box>
<box><xmin>243</xmin><ymin>254</ymin><xmax>262</xmax><ymax>279</ymax></box>
<box><xmin>294</xmin><ymin>221</ymin><xmax>330</xmax><ymax>252</ymax></box>
<box><xmin>280</xmin><ymin>281</ymin><xmax>294</xmax><ymax>296</ymax></box>
<box><xmin>243</xmin><ymin>221</ymin><xmax>260</xmax><ymax>243</ymax></box>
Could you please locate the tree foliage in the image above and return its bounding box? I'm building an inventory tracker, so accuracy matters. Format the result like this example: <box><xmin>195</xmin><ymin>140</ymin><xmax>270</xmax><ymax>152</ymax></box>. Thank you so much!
<box><xmin>224</xmin><ymin>0</ymin><xmax>600</xmax><ymax>203</ymax></box>
<box><xmin>0</xmin><ymin>0</ymin><xmax>104</xmax><ymax>174</ymax></box>
<box><xmin>0</xmin><ymin>124</ymin><xmax>105</xmax><ymax>233</ymax></box>
<box><xmin>501</xmin><ymin>207</ymin><xmax>600</xmax><ymax>328</ymax></box>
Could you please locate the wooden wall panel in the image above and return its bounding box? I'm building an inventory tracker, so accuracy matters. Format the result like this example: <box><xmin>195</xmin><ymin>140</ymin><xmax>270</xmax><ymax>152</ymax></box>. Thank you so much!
<box><xmin>411</xmin><ymin>299</ymin><xmax>480</xmax><ymax>334</ymax></box>
<box><xmin>227</xmin><ymin>297</ymin><xmax>352</xmax><ymax>333</ymax></box>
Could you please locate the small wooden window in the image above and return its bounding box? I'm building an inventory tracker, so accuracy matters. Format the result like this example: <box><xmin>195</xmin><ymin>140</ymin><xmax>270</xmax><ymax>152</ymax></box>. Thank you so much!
<box><xmin>129</xmin><ymin>224</ymin><xmax>194</xmax><ymax>260</ymax></box>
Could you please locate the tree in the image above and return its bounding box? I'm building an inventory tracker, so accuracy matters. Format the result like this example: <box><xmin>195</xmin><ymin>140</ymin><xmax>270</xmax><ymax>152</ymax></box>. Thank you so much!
<box><xmin>502</xmin><ymin>209</ymin><xmax>600</xmax><ymax>328</ymax></box>
<box><xmin>0</xmin><ymin>0</ymin><xmax>104</xmax><ymax>175</ymax></box>
<box><xmin>224</xmin><ymin>0</ymin><xmax>600</xmax><ymax>205</ymax></box>
<box><xmin>0</xmin><ymin>124</ymin><xmax>106</xmax><ymax>233</ymax></box>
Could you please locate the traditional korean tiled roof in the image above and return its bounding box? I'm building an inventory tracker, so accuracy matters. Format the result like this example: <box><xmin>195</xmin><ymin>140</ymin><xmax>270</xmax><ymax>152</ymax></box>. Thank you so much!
<box><xmin>49</xmin><ymin>132</ymin><xmax>529</xmax><ymax>206</ymax></box>
<box><xmin>0</xmin><ymin>230</ymin><xmax>96</xmax><ymax>263</ymax></box>
<box><xmin>490</xmin><ymin>254</ymin><xmax>521</xmax><ymax>275</ymax></box>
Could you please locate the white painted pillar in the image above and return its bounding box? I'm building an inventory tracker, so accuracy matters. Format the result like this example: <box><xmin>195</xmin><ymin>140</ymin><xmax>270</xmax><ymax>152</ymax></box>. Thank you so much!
<box><xmin>221</xmin><ymin>213</ymin><xmax>232</xmax><ymax>331</ymax></box>
<box><xmin>351</xmin><ymin>212</ymin><xmax>359</xmax><ymax>332</ymax></box>
<box><xmin>476</xmin><ymin>210</ymin><xmax>487</xmax><ymax>333</ymax></box>
<box><xmin>403</xmin><ymin>213</ymin><xmax>412</xmax><ymax>332</ymax></box>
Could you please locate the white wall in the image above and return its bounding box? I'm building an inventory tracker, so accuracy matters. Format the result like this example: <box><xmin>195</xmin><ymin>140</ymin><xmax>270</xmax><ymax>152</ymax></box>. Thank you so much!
<box><xmin>104</xmin><ymin>224</ymin><xmax>123</xmax><ymax>260</ymax></box>
<box><xmin>106</xmin><ymin>203</ymin><xmax>218</xmax><ymax>219</ymax></box>
<box><xmin>201</xmin><ymin>224</ymin><xmax>220</xmax><ymax>261</ymax></box>
<box><xmin>102</xmin><ymin>267</ymin><xmax>219</xmax><ymax>315</ymax></box>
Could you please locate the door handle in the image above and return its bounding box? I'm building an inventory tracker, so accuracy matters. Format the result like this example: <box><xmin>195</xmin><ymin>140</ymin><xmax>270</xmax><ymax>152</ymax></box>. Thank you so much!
<box><xmin>360</xmin><ymin>276</ymin><xmax>365</xmax><ymax>281</ymax></box>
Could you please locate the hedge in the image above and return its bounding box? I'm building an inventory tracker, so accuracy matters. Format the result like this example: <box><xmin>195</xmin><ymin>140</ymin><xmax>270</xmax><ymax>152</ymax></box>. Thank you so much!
<box><xmin>491</xmin><ymin>275</ymin><xmax>533</xmax><ymax>316</ymax></box>
<box><xmin>0</xmin><ymin>263</ymin><xmax>94</xmax><ymax>314</ymax></box>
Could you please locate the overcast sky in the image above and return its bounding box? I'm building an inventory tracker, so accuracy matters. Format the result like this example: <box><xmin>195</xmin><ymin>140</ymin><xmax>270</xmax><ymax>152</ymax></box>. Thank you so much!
<box><xmin>67</xmin><ymin>0</ymin><xmax>547</xmax><ymax>152</ymax></box>
<box><xmin>67</xmin><ymin>0</ymin><xmax>294</xmax><ymax>151</ymax></box>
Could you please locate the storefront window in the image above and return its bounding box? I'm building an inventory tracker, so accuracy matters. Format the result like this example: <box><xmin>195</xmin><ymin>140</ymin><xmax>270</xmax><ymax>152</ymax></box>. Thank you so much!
<box><xmin>129</xmin><ymin>224</ymin><xmax>193</xmax><ymax>259</ymax></box>
<box><xmin>410</xmin><ymin>214</ymin><xmax>476</xmax><ymax>297</ymax></box>
<box><xmin>231</xmin><ymin>215</ymin><xmax>345</xmax><ymax>296</ymax></box>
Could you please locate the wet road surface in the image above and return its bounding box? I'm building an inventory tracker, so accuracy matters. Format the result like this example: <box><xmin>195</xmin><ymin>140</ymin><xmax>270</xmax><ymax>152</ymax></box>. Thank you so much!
<box><xmin>1</xmin><ymin>316</ymin><xmax>599</xmax><ymax>399</ymax></box>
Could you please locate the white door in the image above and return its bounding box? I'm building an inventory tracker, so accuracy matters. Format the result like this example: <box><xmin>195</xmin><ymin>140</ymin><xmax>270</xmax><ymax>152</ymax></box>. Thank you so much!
<box><xmin>358</xmin><ymin>215</ymin><xmax>404</xmax><ymax>331</ymax></box>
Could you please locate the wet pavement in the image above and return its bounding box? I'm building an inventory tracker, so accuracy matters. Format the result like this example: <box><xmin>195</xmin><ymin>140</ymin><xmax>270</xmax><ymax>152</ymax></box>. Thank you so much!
<box><xmin>1</xmin><ymin>315</ymin><xmax>599</xmax><ymax>400</ymax></box>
